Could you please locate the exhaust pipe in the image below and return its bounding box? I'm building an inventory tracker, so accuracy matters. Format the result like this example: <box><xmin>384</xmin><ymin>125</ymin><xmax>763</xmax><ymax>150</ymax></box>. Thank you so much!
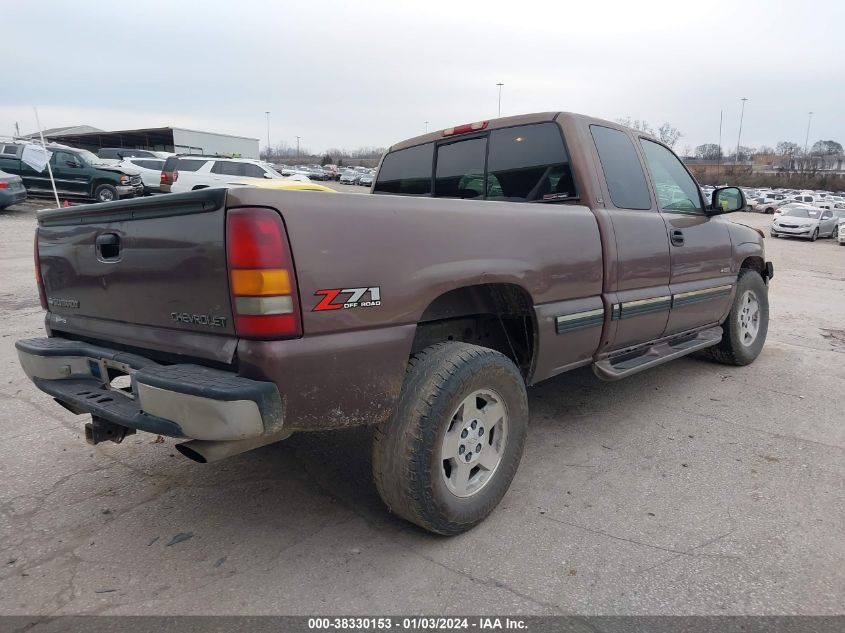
<box><xmin>176</xmin><ymin>431</ymin><xmax>293</xmax><ymax>464</ymax></box>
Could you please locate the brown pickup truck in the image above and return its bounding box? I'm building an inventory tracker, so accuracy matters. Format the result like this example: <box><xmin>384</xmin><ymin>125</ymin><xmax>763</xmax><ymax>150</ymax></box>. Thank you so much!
<box><xmin>17</xmin><ymin>112</ymin><xmax>772</xmax><ymax>535</ymax></box>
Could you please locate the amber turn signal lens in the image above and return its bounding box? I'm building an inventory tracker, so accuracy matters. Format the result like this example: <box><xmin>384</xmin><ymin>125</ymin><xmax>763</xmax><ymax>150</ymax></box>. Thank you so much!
<box><xmin>230</xmin><ymin>269</ymin><xmax>291</xmax><ymax>296</ymax></box>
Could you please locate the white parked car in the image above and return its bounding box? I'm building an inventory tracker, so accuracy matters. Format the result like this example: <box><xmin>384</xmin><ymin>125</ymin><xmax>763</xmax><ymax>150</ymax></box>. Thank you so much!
<box><xmin>770</xmin><ymin>206</ymin><xmax>839</xmax><ymax>241</ymax></box>
<box><xmin>170</xmin><ymin>158</ymin><xmax>292</xmax><ymax>193</ymax></box>
<box><xmin>117</xmin><ymin>157</ymin><xmax>166</xmax><ymax>194</ymax></box>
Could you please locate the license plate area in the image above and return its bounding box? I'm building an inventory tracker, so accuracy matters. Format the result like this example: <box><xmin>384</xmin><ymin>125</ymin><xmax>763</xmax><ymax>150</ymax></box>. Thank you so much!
<box><xmin>87</xmin><ymin>357</ymin><xmax>136</xmax><ymax>399</ymax></box>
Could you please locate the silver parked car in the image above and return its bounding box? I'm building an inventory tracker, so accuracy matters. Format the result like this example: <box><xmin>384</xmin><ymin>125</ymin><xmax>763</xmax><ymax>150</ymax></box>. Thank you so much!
<box><xmin>339</xmin><ymin>170</ymin><xmax>360</xmax><ymax>185</ymax></box>
<box><xmin>770</xmin><ymin>206</ymin><xmax>839</xmax><ymax>241</ymax></box>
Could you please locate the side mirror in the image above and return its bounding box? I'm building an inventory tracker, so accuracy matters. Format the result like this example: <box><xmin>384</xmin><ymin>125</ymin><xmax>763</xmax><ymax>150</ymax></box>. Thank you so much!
<box><xmin>709</xmin><ymin>186</ymin><xmax>745</xmax><ymax>215</ymax></box>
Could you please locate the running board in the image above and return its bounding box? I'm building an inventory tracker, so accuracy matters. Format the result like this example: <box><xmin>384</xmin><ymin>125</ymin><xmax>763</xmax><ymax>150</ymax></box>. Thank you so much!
<box><xmin>592</xmin><ymin>326</ymin><xmax>723</xmax><ymax>381</ymax></box>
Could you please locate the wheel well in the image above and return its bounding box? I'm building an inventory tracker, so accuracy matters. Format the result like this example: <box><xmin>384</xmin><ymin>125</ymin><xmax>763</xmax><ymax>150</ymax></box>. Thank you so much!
<box><xmin>740</xmin><ymin>256</ymin><xmax>765</xmax><ymax>276</ymax></box>
<box><xmin>411</xmin><ymin>284</ymin><xmax>536</xmax><ymax>378</ymax></box>
<box><xmin>93</xmin><ymin>180</ymin><xmax>115</xmax><ymax>191</ymax></box>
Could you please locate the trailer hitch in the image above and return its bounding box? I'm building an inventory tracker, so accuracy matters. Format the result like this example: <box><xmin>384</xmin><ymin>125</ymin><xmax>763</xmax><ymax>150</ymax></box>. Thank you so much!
<box><xmin>84</xmin><ymin>416</ymin><xmax>136</xmax><ymax>445</ymax></box>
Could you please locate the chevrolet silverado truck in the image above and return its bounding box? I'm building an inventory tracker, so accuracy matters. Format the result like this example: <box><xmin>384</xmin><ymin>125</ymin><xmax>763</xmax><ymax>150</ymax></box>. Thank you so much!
<box><xmin>0</xmin><ymin>142</ymin><xmax>143</xmax><ymax>203</ymax></box>
<box><xmin>16</xmin><ymin>112</ymin><xmax>773</xmax><ymax>535</ymax></box>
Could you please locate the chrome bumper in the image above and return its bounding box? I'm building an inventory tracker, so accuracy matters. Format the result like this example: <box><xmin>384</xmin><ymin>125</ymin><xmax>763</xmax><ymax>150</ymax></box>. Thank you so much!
<box><xmin>15</xmin><ymin>337</ymin><xmax>283</xmax><ymax>441</ymax></box>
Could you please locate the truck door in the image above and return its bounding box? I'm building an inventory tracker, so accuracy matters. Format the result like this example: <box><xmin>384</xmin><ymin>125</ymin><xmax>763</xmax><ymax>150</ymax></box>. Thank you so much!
<box><xmin>638</xmin><ymin>139</ymin><xmax>734</xmax><ymax>335</ymax></box>
<box><xmin>589</xmin><ymin>125</ymin><xmax>672</xmax><ymax>349</ymax></box>
<box><xmin>50</xmin><ymin>150</ymin><xmax>90</xmax><ymax>196</ymax></box>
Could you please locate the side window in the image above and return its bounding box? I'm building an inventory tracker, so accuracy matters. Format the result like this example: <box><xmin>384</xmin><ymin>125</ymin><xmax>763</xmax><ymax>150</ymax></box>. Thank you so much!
<box><xmin>242</xmin><ymin>163</ymin><xmax>267</xmax><ymax>178</ymax></box>
<box><xmin>640</xmin><ymin>139</ymin><xmax>703</xmax><ymax>212</ymax></box>
<box><xmin>211</xmin><ymin>161</ymin><xmax>242</xmax><ymax>176</ymax></box>
<box><xmin>2</xmin><ymin>145</ymin><xmax>19</xmax><ymax>155</ymax></box>
<box><xmin>434</xmin><ymin>137</ymin><xmax>487</xmax><ymax>199</ymax></box>
<box><xmin>374</xmin><ymin>143</ymin><xmax>433</xmax><ymax>195</ymax></box>
<box><xmin>52</xmin><ymin>151</ymin><xmax>77</xmax><ymax>166</ymax></box>
<box><xmin>486</xmin><ymin>122</ymin><xmax>575</xmax><ymax>201</ymax></box>
<box><xmin>176</xmin><ymin>159</ymin><xmax>207</xmax><ymax>172</ymax></box>
<box><xmin>590</xmin><ymin>125</ymin><xmax>652</xmax><ymax>210</ymax></box>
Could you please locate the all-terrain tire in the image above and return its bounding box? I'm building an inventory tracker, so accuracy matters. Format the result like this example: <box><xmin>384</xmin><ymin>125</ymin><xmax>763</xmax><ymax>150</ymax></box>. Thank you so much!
<box><xmin>372</xmin><ymin>342</ymin><xmax>528</xmax><ymax>535</ymax></box>
<box><xmin>705</xmin><ymin>269</ymin><xmax>769</xmax><ymax>366</ymax></box>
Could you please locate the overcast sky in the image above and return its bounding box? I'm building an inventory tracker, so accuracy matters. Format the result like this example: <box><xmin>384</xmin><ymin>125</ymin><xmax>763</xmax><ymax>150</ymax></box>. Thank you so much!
<box><xmin>5</xmin><ymin>0</ymin><xmax>843</xmax><ymax>154</ymax></box>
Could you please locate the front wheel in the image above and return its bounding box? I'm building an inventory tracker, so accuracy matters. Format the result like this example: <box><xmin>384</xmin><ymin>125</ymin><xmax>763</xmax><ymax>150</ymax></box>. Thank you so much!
<box><xmin>94</xmin><ymin>184</ymin><xmax>117</xmax><ymax>203</ymax></box>
<box><xmin>372</xmin><ymin>342</ymin><xmax>528</xmax><ymax>535</ymax></box>
<box><xmin>832</xmin><ymin>225</ymin><xmax>839</xmax><ymax>240</ymax></box>
<box><xmin>810</xmin><ymin>228</ymin><xmax>819</xmax><ymax>242</ymax></box>
<box><xmin>705</xmin><ymin>269</ymin><xmax>769</xmax><ymax>366</ymax></box>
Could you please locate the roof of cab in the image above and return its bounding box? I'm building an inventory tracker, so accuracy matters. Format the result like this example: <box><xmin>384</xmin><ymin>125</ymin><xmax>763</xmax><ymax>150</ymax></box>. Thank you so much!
<box><xmin>387</xmin><ymin>111</ymin><xmax>642</xmax><ymax>152</ymax></box>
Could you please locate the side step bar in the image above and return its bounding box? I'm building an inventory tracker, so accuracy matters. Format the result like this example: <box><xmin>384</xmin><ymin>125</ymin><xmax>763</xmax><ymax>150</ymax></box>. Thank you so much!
<box><xmin>592</xmin><ymin>326</ymin><xmax>723</xmax><ymax>381</ymax></box>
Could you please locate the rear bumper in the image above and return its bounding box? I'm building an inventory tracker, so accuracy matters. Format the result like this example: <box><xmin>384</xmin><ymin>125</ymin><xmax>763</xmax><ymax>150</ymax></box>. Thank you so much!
<box><xmin>15</xmin><ymin>337</ymin><xmax>283</xmax><ymax>441</ymax></box>
<box><xmin>0</xmin><ymin>187</ymin><xmax>27</xmax><ymax>206</ymax></box>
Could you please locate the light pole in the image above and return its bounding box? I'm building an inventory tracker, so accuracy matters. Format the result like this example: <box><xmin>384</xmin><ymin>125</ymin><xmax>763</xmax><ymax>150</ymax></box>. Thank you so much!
<box><xmin>295</xmin><ymin>136</ymin><xmax>301</xmax><ymax>159</ymax></box>
<box><xmin>717</xmin><ymin>109</ymin><xmax>723</xmax><ymax>182</ymax></box>
<box><xmin>425</xmin><ymin>121</ymin><xmax>429</xmax><ymax>133</ymax></box>
<box><xmin>496</xmin><ymin>82</ymin><xmax>504</xmax><ymax>118</ymax></box>
<box><xmin>735</xmin><ymin>97</ymin><xmax>748</xmax><ymax>163</ymax></box>
<box><xmin>804</xmin><ymin>111</ymin><xmax>813</xmax><ymax>155</ymax></box>
<box><xmin>265</xmin><ymin>111</ymin><xmax>270</xmax><ymax>159</ymax></box>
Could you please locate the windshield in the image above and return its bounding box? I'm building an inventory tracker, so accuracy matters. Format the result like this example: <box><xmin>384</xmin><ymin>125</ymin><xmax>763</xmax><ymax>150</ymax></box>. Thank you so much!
<box><xmin>75</xmin><ymin>149</ymin><xmax>103</xmax><ymax>165</ymax></box>
<box><xmin>784</xmin><ymin>208</ymin><xmax>819</xmax><ymax>218</ymax></box>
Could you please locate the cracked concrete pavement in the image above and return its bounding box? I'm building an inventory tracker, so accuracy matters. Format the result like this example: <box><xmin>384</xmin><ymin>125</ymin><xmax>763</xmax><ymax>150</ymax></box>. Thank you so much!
<box><xmin>0</xmin><ymin>201</ymin><xmax>843</xmax><ymax>615</ymax></box>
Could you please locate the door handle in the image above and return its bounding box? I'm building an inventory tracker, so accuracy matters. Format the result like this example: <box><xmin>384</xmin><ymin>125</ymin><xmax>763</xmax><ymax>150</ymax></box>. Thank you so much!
<box><xmin>670</xmin><ymin>229</ymin><xmax>685</xmax><ymax>246</ymax></box>
<box><xmin>96</xmin><ymin>233</ymin><xmax>121</xmax><ymax>259</ymax></box>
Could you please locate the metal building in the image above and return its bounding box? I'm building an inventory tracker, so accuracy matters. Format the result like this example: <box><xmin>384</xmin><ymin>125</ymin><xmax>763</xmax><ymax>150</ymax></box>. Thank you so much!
<box><xmin>27</xmin><ymin>126</ymin><xmax>259</xmax><ymax>158</ymax></box>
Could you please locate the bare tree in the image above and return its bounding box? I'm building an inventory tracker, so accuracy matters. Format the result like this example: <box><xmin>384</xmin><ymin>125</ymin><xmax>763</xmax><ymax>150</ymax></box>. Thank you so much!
<box><xmin>615</xmin><ymin>117</ymin><xmax>654</xmax><ymax>135</ymax></box>
<box><xmin>810</xmin><ymin>140</ymin><xmax>843</xmax><ymax>156</ymax></box>
<box><xmin>776</xmin><ymin>141</ymin><xmax>800</xmax><ymax>156</ymax></box>
<box><xmin>655</xmin><ymin>122</ymin><xmax>682</xmax><ymax>148</ymax></box>
<box><xmin>695</xmin><ymin>143</ymin><xmax>721</xmax><ymax>160</ymax></box>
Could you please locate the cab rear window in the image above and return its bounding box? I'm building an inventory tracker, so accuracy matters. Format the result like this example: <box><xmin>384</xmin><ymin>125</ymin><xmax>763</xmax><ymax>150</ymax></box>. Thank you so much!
<box><xmin>486</xmin><ymin>123</ymin><xmax>574</xmax><ymax>201</ymax></box>
<box><xmin>375</xmin><ymin>122</ymin><xmax>575</xmax><ymax>202</ymax></box>
<box><xmin>373</xmin><ymin>143</ymin><xmax>433</xmax><ymax>195</ymax></box>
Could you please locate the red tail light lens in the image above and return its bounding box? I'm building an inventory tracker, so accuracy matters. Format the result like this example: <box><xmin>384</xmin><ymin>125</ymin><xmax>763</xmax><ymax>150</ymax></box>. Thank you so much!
<box><xmin>34</xmin><ymin>229</ymin><xmax>48</xmax><ymax>310</ymax></box>
<box><xmin>226</xmin><ymin>207</ymin><xmax>301</xmax><ymax>339</ymax></box>
<box><xmin>0</xmin><ymin>182</ymin><xmax>9</xmax><ymax>189</ymax></box>
<box><xmin>160</xmin><ymin>172</ymin><xmax>169</xmax><ymax>184</ymax></box>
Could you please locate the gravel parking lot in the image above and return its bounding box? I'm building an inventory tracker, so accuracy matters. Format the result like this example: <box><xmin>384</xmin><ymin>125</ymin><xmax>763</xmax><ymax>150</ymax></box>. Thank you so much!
<box><xmin>0</xmin><ymin>198</ymin><xmax>842</xmax><ymax>615</ymax></box>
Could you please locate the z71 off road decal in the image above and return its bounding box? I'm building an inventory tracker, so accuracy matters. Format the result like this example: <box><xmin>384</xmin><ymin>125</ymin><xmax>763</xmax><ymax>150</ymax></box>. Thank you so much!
<box><xmin>313</xmin><ymin>287</ymin><xmax>381</xmax><ymax>311</ymax></box>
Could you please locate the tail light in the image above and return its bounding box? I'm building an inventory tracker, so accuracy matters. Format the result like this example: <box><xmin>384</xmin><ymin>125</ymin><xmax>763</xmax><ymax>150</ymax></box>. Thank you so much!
<box><xmin>0</xmin><ymin>182</ymin><xmax>9</xmax><ymax>189</ymax></box>
<box><xmin>226</xmin><ymin>207</ymin><xmax>301</xmax><ymax>339</ymax></box>
<box><xmin>34</xmin><ymin>229</ymin><xmax>48</xmax><ymax>310</ymax></box>
<box><xmin>160</xmin><ymin>171</ymin><xmax>169</xmax><ymax>184</ymax></box>
<box><xmin>442</xmin><ymin>120</ymin><xmax>489</xmax><ymax>137</ymax></box>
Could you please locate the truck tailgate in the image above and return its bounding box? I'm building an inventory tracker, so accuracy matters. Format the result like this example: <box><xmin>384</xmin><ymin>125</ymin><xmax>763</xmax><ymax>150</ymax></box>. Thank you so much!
<box><xmin>37</xmin><ymin>189</ymin><xmax>236</xmax><ymax>338</ymax></box>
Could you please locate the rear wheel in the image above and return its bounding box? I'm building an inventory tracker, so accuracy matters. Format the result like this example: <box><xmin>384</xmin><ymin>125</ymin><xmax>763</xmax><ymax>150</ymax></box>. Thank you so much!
<box><xmin>705</xmin><ymin>269</ymin><xmax>768</xmax><ymax>366</ymax></box>
<box><xmin>832</xmin><ymin>225</ymin><xmax>839</xmax><ymax>239</ymax></box>
<box><xmin>94</xmin><ymin>184</ymin><xmax>117</xmax><ymax>203</ymax></box>
<box><xmin>372</xmin><ymin>342</ymin><xmax>528</xmax><ymax>535</ymax></box>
